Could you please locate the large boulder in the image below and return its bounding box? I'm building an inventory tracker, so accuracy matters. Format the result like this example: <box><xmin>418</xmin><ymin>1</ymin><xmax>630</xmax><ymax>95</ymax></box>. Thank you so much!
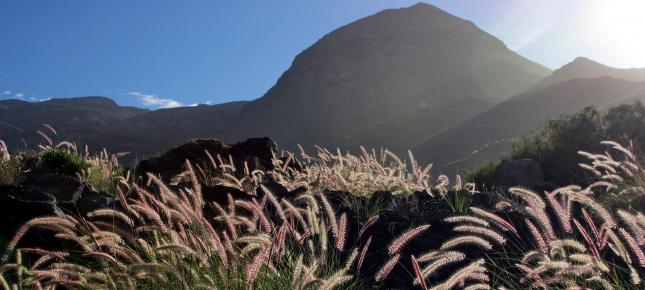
<box><xmin>492</xmin><ymin>159</ymin><xmax>544</xmax><ymax>188</ymax></box>
<box><xmin>136</xmin><ymin>137</ymin><xmax>277</xmax><ymax>181</ymax></box>
<box><xmin>0</xmin><ymin>175</ymin><xmax>114</xmax><ymax>247</ymax></box>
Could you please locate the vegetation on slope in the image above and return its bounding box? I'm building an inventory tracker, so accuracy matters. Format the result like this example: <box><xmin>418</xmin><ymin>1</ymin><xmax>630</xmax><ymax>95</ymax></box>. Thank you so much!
<box><xmin>510</xmin><ymin>101</ymin><xmax>645</xmax><ymax>185</ymax></box>
<box><xmin>1</xmin><ymin>127</ymin><xmax>644</xmax><ymax>289</ymax></box>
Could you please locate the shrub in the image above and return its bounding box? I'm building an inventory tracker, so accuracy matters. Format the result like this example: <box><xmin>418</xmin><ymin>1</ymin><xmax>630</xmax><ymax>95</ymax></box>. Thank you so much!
<box><xmin>466</xmin><ymin>160</ymin><xmax>499</xmax><ymax>188</ymax></box>
<box><xmin>510</xmin><ymin>101</ymin><xmax>645</xmax><ymax>185</ymax></box>
<box><xmin>37</xmin><ymin>148</ymin><xmax>89</xmax><ymax>176</ymax></box>
<box><xmin>83</xmin><ymin>149</ymin><xmax>129</xmax><ymax>194</ymax></box>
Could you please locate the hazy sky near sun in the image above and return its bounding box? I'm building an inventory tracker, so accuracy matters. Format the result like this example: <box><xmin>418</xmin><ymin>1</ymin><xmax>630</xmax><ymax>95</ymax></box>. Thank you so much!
<box><xmin>1</xmin><ymin>0</ymin><xmax>644</xmax><ymax>108</ymax></box>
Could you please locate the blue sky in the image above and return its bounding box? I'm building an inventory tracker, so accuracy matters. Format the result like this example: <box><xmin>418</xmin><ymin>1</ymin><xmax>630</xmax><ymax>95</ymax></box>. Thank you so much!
<box><xmin>2</xmin><ymin>0</ymin><xmax>644</xmax><ymax>109</ymax></box>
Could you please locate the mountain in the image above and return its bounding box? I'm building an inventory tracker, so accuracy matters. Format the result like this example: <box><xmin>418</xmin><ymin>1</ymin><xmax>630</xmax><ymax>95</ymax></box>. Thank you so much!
<box><xmin>95</xmin><ymin>101</ymin><xmax>248</xmax><ymax>160</ymax></box>
<box><xmin>227</xmin><ymin>2</ymin><xmax>551</xmax><ymax>151</ymax></box>
<box><xmin>413</xmin><ymin>77</ymin><xmax>645</xmax><ymax>173</ymax></box>
<box><xmin>535</xmin><ymin>57</ymin><xmax>645</xmax><ymax>88</ymax></box>
<box><xmin>0</xmin><ymin>97</ymin><xmax>146</xmax><ymax>151</ymax></box>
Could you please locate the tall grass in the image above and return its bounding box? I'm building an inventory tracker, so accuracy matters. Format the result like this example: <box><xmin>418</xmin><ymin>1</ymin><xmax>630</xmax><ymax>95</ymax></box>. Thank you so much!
<box><xmin>0</xmin><ymin>139</ymin><xmax>643</xmax><ymax>289</ymax></box>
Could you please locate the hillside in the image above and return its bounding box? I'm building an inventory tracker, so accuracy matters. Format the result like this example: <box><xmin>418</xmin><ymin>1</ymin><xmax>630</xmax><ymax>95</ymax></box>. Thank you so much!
<box><xmin>535</xmin><ymin>56</ymin><xmax>645</xmax><ymax>88</ymax></box>
<box><xmin>413</xmin><ymin>77</ymin><xmax>645</xmax><ymax>173</ymax></box>
<box><xmin>228</xmin><ymin>2</ymin><xmax>551</xmax><ymax>151</ymax></box>
<box><xmin>92</xmin><ymin>101</ymin><xmax>249</xmax><ymax>160</ymax></box>
<box><xmin>0</xmin><ymin>97</ymin><xmax>146</xmax><ymax>151</ymax></box>
<box><xmin>0</xmin><ymin>3</ymin><xmax>551</xmax><ymax>159</ymax></box>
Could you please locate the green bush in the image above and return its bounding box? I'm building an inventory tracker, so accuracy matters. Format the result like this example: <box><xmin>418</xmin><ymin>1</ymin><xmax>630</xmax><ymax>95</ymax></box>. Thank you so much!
<box><xmin>510</xmin><ymin>101</ymin><xmax>645</xmax><ymax>185</ymax></box>
<box><xmin>37</xmin><ymin>148</ymin><xmax>90</xmax><ymax>176</ymax></box>
<box><xmin>466</xmin><ymin>160</ymin><xmax>499</xmax><ymax>188</ymax></box>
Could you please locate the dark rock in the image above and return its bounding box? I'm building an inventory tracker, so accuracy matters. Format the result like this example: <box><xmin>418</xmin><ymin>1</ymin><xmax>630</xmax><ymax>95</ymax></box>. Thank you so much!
<box><xmin>0</xmin><ymin>175</ymin><xmax>114</xmax><ymax>248</ymax></box>
<box><xmin>492</xmin><ymin>159</ymin><xmax>544</xmax><ymax>188</ymax></box>
<box><xmin>136</xmin><ymin>137</ymin><xmax>276</xmax><ymax>182</ymax></box>
<box><xmin>369</xmin><ymin>191</ymin><xmax>393</xmax><ymax>206</ymax></box>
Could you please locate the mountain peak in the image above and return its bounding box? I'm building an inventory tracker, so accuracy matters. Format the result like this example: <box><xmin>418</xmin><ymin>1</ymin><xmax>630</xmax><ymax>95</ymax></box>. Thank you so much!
<box><xmin>45</xmin><ymin>96</ymin><xmax>119</xmax><ymax>107</ymax></box>
<box><xmin>535</xmin><ymin>57</ymin><xmax>645</xmax><ymax>88</ymax></box>
<box><xmin>563</xmin><ymin>56</ymin><xmax>607</xmax><ymax>70</ymax></box>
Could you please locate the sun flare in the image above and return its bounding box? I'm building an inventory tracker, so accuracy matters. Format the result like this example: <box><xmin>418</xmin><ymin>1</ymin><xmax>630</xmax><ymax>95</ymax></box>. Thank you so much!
<box><xmin>583</xmin><ymin>0</ymin><xmax>645</xmax><ymax>66</ymax></box>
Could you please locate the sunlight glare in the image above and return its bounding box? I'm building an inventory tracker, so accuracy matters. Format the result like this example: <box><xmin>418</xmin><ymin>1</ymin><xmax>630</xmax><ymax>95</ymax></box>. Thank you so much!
<box><xmin>582</xmin><ymin>0</ymin><xmax>645</xmax><ymax>67</ymax></box>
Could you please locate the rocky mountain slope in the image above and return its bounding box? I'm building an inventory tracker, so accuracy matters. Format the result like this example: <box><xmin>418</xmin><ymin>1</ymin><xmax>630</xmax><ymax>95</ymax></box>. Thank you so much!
<box><xmin>228</xmin><ymin>3</ymin><xmax>551</xmax><ymax>151</ymax></box>
<box><xmin>413</xmin><ymin>76</ymin><xmax>645</xmax><ymax>173</ymax></box>
<box><xmin>0</xmin><ymin>97</ymin><xmax>146</xmax><ymax>151</ymax></box>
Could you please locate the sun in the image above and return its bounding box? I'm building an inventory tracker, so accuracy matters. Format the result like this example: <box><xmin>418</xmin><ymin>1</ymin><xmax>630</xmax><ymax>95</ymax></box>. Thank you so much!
<box><xmin>581</xmin><ymin>0</ymin><xmax>645</xmax><ymax>67</ymax></box>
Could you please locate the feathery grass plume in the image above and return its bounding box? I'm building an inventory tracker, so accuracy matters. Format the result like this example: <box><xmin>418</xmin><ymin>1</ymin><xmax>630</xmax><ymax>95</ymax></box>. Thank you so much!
<box><xmin>570</xmin><ymin>193</ymin><xmax>617</xmax><ymax>228</ymax></box>
<box><xmin>525</xmin><ymin>219</ymin><xmax>548</xmax><ymax>254</ymax></box>
<box><xmin>292</xmin><ymin>254</ymin><xmax>305</xmax><ymax>288</ymax></box>
<box><xmin>388</xmin><ymin>225</ymin><xmax>430</xmax><ymax>254</ymax></box>
<box><xmin>601</xmin><ymin>140</ymin><xmax>636</xmax><ymax>161</ymax></box>
<box><xmin>617</xmin><ymin>210</ymin><xmax>645</xmax><ymax>246</ymax></box>
<box><xmin>469</xmin><ymin>207</ymin><xmax>518</xmax><ymax>236</ymax></box>
<box><xmin>549</xmin><ymin>239</ymin><xmax>587</xmax><ymax>254</ymax></box>
<box><xmin>319</xmin><ymin>192</ymin><xmax>338</xmax><ymax>236</ymax></box>
<box><xmin>417</xmin><ymin>250</ymin><xmax>459</xmax><ymax>263</ymax></box>
<box><xmin>245</xmin><ymin>247</ymin><xmax>270</xmax><ymax>288</ymax></box>
<box><xmin>336</xmin><ymin>213</ymin><xmax>347</xmax><ymax>251</ymax></box>
<box><xmin>495</xmin><ymin>201</ymin><xmax>512</xmax><ymax>210</ymax></box>
<box><xmin>320</xmin><ymin>274</ymin><xmax>352</xmax><ymax>290</ymax></box>
<box><xmin>573</xmin><ymin>219</ymin><xmax>601</xmax><ymax>259</ymax></box>
<box><xmin>444</xmin><ymin>215</ymin><xmax>489</xmax><ymax>227</ymax></box>
<box><xmin>86</xmin><ymin>209</ymin><xmax>134</xmax><ymax>227</ymax></box>
<box><xmin>3</xmin><ymin>217</ymin><xmax>77</xmax><ymax>262</ymax></box>
<box><xmin>357</xmin><ymin>236</ymin><xmax>372</xmax><ymax>273</ymax></box>
<box><xmin>282</xmin><ymin>199</ymin><xmax>309</xmax><ymax>232</ymax></box>
<box><xmin>521</xmin><ymin>250</ymin><xmax>546</xmax><ymax>264</ymax></box>
<box><xmin>452</xmin><ymin>225</ymin><xmax>506</xmax><ymax>245</ymax></box>
<box><xmin>211</xmin><ymin>202</ymin><xmax>238</xmax><ymax>239</ymax></box>
<box><xmin>437</xmin><ymin>259</ymin><xmax>488</xmax><ymax>290</ymax></box>
<box><xmin>607</xmin><ymin>228</ymin><xmax>633</xmax><ymax>265</ymax></box>
<box><xmin>184</xmin><ymin>160</ymin><xmax>203</xmax><ymax>209</ymax></box>
<box><xmin>411</xmin><ymin>255</ymin><xmax>428</xmax><ymax>290</ymax></box>
<box><xmin>0</xmin><ymin>139</ymin><xmax>9</xmax><ymax>162</ymax></box>
<box><xmin>36</xmin><ymin>130</ymin><xmax>53</xmax><ymax>147</ymax></box>
<box><xmin>358</xmin><ymin>215</ymin><xmax>379</xmax><ymax>239</ymax></box>
<box><xmin>545</xmin><ymin>191</ymin><xmax>572</xmax><ymax>233</ymax></box>
<box><xmin>260</xmin><ymin>184</ymin><xmax>287</xmax><ymax>222</ymax></box>
<box><xmin>463</xmin><ymin>284</ymin><xmax>490</xmax><ymax>290</ymax></box>
<box><xmin>509</xmin><ymin>187</ymin><xmax>546</xmax><ymax>209</ymax></box>
<box><xmin>525</xmin><ymin>207</ymin><xmax>556</xmax><ymax>242</ymax></box>
<box><xmin>0</xmin><ymin>274</ymin><xmax>10</xmax><ymax>290</ymax></box>
<box><xmin>618</xmin><ymin>228</ymin><xmax>645</xmax><ymax>267</ymax></box>
<box><xmin>417</xmin><ymin>251</ymin><xmax>465</xmax><ymax>282</ymax></box>
<box><xmin>319</xmin><ymin>219</ymin><xmax>329</xmax><ymax>254</ymax></box>
<box><xmin>375</xmin><ymin>254</ymin><xmax>400</xmax><ymax>283</ymax></box>
<box><xmin>440</xmin><ymin>235</ymin><xmax>492</xmax><ymax>250</ymax></box>
<box><xmin>342</xmin><ymin>248</ymin><xmax>359</xmax><ymax>272</ymax></box>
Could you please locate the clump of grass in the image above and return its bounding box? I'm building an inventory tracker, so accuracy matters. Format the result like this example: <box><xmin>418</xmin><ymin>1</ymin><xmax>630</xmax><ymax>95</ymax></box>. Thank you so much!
<box><xmin>271</xmin><ymin>146</ymin><xmax>434</xmax><ymax>197</ymax></box>
<box><xmin>1</xmin><ymin>139</ymin><xmax>644</xmax><ymax>289</ymax></box>
<box><xmin>84</xmin><ymin>149</ymin><xmax>129</xmax><ymax>194</ymax></box>
<box><xmin>37</xmin><ymin>148</ymin><xmax>90</xmax><ymax>176</ymax></box>
<box><xmin>0</xmin><ymin>160</ymin><xmax>381</xmax><ymax>289</ymax></box>
<box><xmin>0</xmin><ymin>140</ymin><xmax>21</xmax><ymax>185</ymax></box>
<box><xmin>407</xmin><ymin>141</ymin><xmax>645</xmax><ymax>289</ymax></box>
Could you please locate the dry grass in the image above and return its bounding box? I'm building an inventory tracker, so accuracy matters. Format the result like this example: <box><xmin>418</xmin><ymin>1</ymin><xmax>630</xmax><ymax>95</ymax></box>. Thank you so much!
<box><xmin>0</xmin><ymin>139</ymin><xmax>643</xmax><ymax>289</ymax></box>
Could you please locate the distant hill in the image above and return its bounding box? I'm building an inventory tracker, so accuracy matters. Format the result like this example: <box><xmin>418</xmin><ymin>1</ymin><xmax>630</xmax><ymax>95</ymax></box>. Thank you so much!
<box><xmin>95</xmin><ymin>101</ymin><xmax>248</xmax><ymax>160</ymax></box>
<box><xmin>228</xmin><ymin>2</ymin><xmax>551</xmax><ymax>151</ymax></box>
<box><xmin>413</xmin><ymin>77</ymin><xmax>645</xmax><ymax>173</ymax></box>
<box><xmin>0</xmin><ymin>97</ymin><xmax>146</xmax><ymax>151</ymax></box>
<box><xmin>535</xmin><ymin>57</ymin><xmax>645</xmax><ymax>88</ymax></box>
